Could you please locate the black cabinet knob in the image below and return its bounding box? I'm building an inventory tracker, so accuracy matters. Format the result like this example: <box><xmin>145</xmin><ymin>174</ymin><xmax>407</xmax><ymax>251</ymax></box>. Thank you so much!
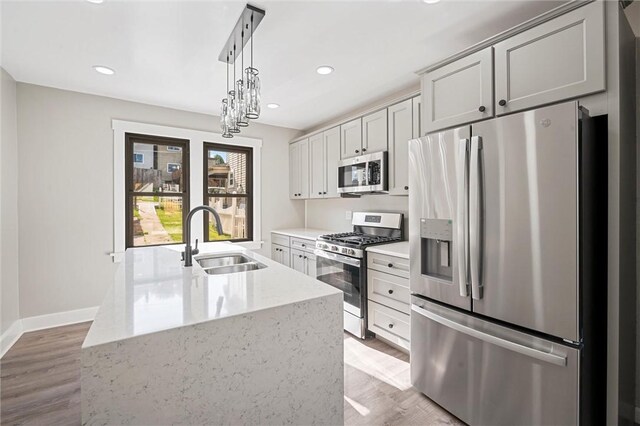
<box><xmin>479</xmin><ymin>105</ymin><xmax>486</xmax><ymax>112</ymax></box>
<box><xmin>301</xmin><ymin>244</ymin><xmax>305</xmax><ymax>248</ymax></box>
<box><xmin>323</xmin><ymin>191</ymin><xmax>327</xmax><ymax>194</ymax></box>
<box><xmin>304</xmin><ymin>256</ymin><xmax>308</xmax><ymax>260</ymax></box>
<box><xmin>404</xmin><ymin>186</ymin><xmax>409</xmax><ymax>190</ymax></box>
<box><xmin>355</xmin><ymin>149</ymin><xmax>360</xmax><ymax>153</ymax></box>
<box><xmin>388</xmin><ymin>289</ymin><xmax>394</xmax><ymax>295</ymax></box>
<box><xmin>362</xmin><ymin>148</ymin><xmax>367</xmax><ymax>152</ymax></box>
<box><xmin>388</xmin><ymin>263</ymin><xmax>393</xmax><ymax>268</ymax></box>
<box><xmin>318</xmin><ymin>192</ymin><xmax>322</xmax><ymax>195</ymax></box>
<box><xmin>388</xmin><ymin>323</ymin><xmax>394</xmax><ymax>329</ymax></box>
<box><xmin>498</xmin><ymin>99</ymin><xmax>507</xmax><ymax>106</ymax></box>
<box><xmin>299</xmin><ymin>255</ymin><xmax>303</xmax><ymax>258</ymax></box>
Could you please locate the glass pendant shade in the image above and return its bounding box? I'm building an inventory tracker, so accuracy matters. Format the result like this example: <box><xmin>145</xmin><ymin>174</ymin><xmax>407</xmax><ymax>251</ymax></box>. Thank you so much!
<box><xmin>221</xmin><ymin>99</ymin><xmax>232</xmax><ymax>138</ymax></box>
<box><xmin>235</xmin><ymin>79</ymin><xmax>249</xmax><ymax>127</ymax></box>
<box><xmin>227</xmin><ymin>91</ymin><xmax>240</xmax><ymax>133</ymax></box>
<box><xmin>245</xmin><ymin>67</ymin><xmax>260</xmax><ymax>119</ymax></box>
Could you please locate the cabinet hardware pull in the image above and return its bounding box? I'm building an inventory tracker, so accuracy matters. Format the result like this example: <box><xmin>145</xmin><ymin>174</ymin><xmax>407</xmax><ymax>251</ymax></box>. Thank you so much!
<box><xmin>318</xmin><ymin>192</ymin><xmax>322</xmax><ymax>195</ymax></box>
<box><xmin>404</xmin><ymin>186</ymin><xmax>409</xmax><ymax>190</ymax></box>
<box><xmin>388</xmin><ymin>289</ymin><xmax>394</xmax><ymax>294</ymax></box>
<box><xmin>388</xmin><ymin>263</ymin><xmax>393</xmax><ymax>268</ymax></box>
<box><xmin>355</xmin><ymin>149</ymin><xmax>359</xmax><ymax>153</ymax></box>
<box><xmin>323</xmin><ymin>191</ymin><xmax>327</xmax><ymax>194</ymax></box>
<box><xmin>301</xmin><ymin>244</ymin><xmax>305</xmax><ymax>248</ymax></box>
<box><xmin>478</xmin><ymin>105</ymin><xmax>486</xmax><ymax>112</ymax></box>
<box><xmin>299</xmin><ymin>255</ymin><xmax>303</xmax><ymax>258</ymax></box>
<box><xmin>388</xmin><ymin>323</ymin><xmax>394</xmax><ymax>329</ymax></box>
<box><xmin>498</xmin><ymin>99</ymin><xmax>507</xmax><ymax>106</ymax></box>
<box><xmin>362</xmin><ymin>148</ymin><xmax>367</xmax><ymax>152</ymax></box>
<box><xmin>304</xmin><ymin>256</ymin><xmax>307</xmax><ymax>259</ymax></box>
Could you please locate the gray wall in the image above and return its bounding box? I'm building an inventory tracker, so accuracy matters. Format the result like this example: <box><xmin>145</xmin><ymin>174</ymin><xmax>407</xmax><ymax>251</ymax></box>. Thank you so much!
<box><xmin>306</xmin><ymin>195</ymin><xmax>408</xmax><ymax>233</ymax></box>
<box><xmin>1</xmin><ymin>68</ymin><xmax>19</xmax><ymax>333</ymax></box>
<box><xmin>16</xmin><ymin>83</ymin><xmax>303</xmax><ymax>318</ymax></box>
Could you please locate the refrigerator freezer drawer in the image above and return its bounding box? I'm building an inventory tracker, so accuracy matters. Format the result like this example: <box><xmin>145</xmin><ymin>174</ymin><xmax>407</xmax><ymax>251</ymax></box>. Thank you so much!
<box><xmin>411</xmin><ymin>298</ymin><xmax>579</xmax><ymax>425</ymax></box>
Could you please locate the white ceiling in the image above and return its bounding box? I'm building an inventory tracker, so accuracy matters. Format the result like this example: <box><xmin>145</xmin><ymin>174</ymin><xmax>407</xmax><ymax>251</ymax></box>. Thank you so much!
<box><xmin>1</xmin><ymin>0</ymin><xmax>565</xmax><ymax>130</ymax></box>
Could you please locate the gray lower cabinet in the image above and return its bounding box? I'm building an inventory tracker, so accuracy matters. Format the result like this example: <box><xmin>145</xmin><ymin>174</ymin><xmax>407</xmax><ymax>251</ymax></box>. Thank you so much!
<box><xmin>494</xmin><ymin>1</ymin><xmax>605</xmax><ymax>115</ymax></box>
<box><xmin>422</xmin><ymin>46</ymin><xmax>494</xmax><ymax>134</ymax></box>
<box><xmin>367</xmin><ymin>252</ymin><xmax>410</xmax><ymax>352</ymax></box>
<box><xmin>271</xmin><ymin>233</ymin><xmax>317</xmax><ymax>278</ymax></box>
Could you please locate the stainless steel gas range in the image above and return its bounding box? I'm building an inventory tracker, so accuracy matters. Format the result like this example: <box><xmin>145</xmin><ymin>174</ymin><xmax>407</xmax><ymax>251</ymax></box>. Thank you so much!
<box><xmin>314</xmin><ymin>212</ymin><xmax>403</xmax><ymax>339</ymax></box>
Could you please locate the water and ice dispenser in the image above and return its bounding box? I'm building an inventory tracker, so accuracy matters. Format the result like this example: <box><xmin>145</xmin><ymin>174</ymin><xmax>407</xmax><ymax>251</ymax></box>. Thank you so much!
<box><xmin>420</xmin><ymin>218</ymin><xmax>453</xmax><ymax>281</ymax></box>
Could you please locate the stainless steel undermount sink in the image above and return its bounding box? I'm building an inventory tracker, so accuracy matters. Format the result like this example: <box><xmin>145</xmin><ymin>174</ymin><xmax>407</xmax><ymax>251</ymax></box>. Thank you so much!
<box><xmin>195</xmin><ymin>253</ymin><xmax>266</xmax><ymax>275</ymax></box>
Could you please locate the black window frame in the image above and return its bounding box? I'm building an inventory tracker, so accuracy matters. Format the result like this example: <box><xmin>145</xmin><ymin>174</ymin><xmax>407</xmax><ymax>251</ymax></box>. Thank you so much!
<box><xmin>203</xmin><ymin>142</ymin><xmax>253</xmax><ymax>243</ymax></box>
<box><xmin>125</xmin><ymin>133</ymin><xmax>190</xmax><ymax>248</ymax></box>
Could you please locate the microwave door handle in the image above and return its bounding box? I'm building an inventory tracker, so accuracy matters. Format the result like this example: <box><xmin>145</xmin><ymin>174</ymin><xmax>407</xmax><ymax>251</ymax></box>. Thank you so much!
<box><xmin>457</xmin><ymin>139</ymin><xmax>469</xmax><ymax>297</ymax></box>
<box><xmin>469</xmin><ymin>136</ymin><xmax>483</xmax><ymax>300</ymax></box>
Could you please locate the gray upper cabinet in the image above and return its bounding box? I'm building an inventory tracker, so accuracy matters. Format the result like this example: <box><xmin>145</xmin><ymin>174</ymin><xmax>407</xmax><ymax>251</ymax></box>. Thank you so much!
<box><xmin>362</xmin><ymin>109</ymin><xmax>388</xmax><ymax>154</ymax></box>
<box><xmin>422</xmin><ymin>47</ymin><xmax>494</xmax><ymax>134</ymax></box>
<box><xmin>309</xmin><ymin>127</ymin><xmax>340</xmax><ymax>199</ymax></box>
<box><xmin>494</xmin><ymin>1</ymin><xmax>605</xmax><ymax>115</ymax></box>
<box><xmin>412</xmin><ymin>95</ymin><xmax>422</xmax><ymax>138</ymax></box>
<box><xmin>324</xmin><ymin>126</ymin><xmax>340</xmax><ymax>198</ymax></box>
<box><xmin>289</xmin><ymin>138</ymin><xmax>309</xmax><ymax>199</ymax></box>
<box><xmin>309</xmin><ymin>133</ymin><xmax>324</xmax><ymax>199</ymax></box>
<box><xmin>340</xmin><ymin>118</ymin><xmax>362</xmax><ymax>159</ymax></box>
<box><xmin>388</xmin><ymin>99</ymin><xmax>413</xmax><ymax>196</ymax></box>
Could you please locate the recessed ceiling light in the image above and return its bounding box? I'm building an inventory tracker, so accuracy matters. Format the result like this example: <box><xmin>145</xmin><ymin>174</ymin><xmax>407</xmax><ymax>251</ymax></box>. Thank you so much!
<box><xmin>86</xmin><ymin>0</ymin><xmax>104</xmax><ymax>4</ymax></box>
<box><xmin>422</xmin><ymin>0</ymin><xmax>440</xmax><ymax>3</ymax></box>
<box><xmin>267</xmin><ymin>103</ymin><xmax>280</xmax><ymax>109</ymax></box>
<box><xmin>316</xmin><ymin>66</ymin><xmax>334</xmax><ymax>75</ymax></box>
<box><xmin>93</xmin><ymin>65</ymin><xmax>115</xmax><ymax>75</ymax></box>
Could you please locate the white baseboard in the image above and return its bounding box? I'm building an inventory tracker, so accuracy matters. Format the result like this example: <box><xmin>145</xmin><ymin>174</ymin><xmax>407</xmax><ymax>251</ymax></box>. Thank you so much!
<box><xmin>0</xmin><ymin>320</ymin><xmax>24</xmax><ymax>358</ymax></box>
<box><xmin>0</xmin><ymin>306</ymin><xmax>98</xmax><ymax>359</ymax></box>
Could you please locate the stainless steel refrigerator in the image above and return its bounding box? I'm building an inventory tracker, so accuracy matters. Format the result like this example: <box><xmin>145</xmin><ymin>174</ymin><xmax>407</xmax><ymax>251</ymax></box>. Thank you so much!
<box><xmin>409</xmin><ymin>101</ymin><xmax>605</xmax><ymax>425</ymax></box>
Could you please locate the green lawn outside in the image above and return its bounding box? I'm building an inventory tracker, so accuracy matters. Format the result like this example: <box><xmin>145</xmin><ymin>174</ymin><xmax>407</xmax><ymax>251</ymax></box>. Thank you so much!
<box><xmin>155</xmin><ymin>206</ymin><xmax>183</xmax><ymax>242</ymax></box>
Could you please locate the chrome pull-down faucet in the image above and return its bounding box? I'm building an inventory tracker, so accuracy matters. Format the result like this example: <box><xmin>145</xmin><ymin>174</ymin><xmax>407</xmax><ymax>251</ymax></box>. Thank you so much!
<box><xmin>182</xmin><ymin>205</ymin><xmax>224</xmax><ymax>267</ymax></box>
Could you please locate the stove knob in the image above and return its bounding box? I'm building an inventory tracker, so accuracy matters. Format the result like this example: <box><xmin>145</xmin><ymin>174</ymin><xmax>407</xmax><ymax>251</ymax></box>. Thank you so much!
<box><xmin>348</xmin><ymin>249</ymin><xmax>355</xmax><ymax>255</ymax></box>
<box><xmin>331</xmin><ymin>246</ymin><xmax>338</xmax><ymax>251</ymax></box>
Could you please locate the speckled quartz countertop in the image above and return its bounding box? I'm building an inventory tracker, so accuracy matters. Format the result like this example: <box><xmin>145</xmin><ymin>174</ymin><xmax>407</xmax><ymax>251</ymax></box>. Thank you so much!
<box><xmin>271</xmin><ymin>228</ymin><xmax>333</xmax><ymax>240</ymax></box>
<box><xmin>366</xmin><ymin>241</ymin><xmax>410</xmax><ymax>259</ymax></box>
<box><xmin>82</xmin><ymin>242</ymin><xmax>341</xmax><ymax>349</ymax></box>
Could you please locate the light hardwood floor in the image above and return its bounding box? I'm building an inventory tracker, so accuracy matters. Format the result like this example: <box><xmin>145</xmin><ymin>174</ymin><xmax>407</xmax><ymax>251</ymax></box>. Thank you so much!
<box><xmin>1</xmin><ymin>323</ymin><xmax>461</xmax><ymax>425</ymax></box>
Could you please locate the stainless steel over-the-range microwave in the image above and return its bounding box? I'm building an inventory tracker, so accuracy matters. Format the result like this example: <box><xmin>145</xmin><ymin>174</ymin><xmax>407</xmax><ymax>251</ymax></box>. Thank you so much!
<box><xmin>337</xmin><ymin>151</ymin><xmax>388</xmax><ymax>194</ymax></box>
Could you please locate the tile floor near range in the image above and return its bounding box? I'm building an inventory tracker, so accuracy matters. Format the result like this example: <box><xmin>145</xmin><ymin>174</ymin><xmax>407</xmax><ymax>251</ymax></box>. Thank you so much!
<box><xmin>0</xmin><ymin>323</ymin><xmax>461</xmax><ymax>425</ymax></box>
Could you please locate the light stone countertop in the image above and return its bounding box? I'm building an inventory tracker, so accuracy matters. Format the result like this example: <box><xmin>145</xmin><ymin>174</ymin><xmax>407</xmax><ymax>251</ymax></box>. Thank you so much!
<box><xmin>271</xmin><ymin>228</ymin><xmax>333</xmax><ymax>240</ymax></box>
<box><xmin>82</xmin><ymin>242</ymin><xmax>341</xmax><ymax>349</ymax></box>
<box><xmin>366</xmin><ymin>241</ymin><xmax>410</xmax><ymax>259</ymax></box>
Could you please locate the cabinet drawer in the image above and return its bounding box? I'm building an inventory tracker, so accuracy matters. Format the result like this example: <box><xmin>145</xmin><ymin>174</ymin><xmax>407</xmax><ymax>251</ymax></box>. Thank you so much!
<box><xmin>367</xmin><ymin>252</ymin><xmax>410</xmax><ymax>279</ymax></box>
<box><xmin>368</xmin><ymin>301</ymin><xmax>410</xmax><ymax>351</ymax></box>
<box><xmin>367</xmin><ymin>270</ymin><xmax>410</xmax><ymax>314</ymax></box>
<box><xmin>290</xmin><ymin>237</ymin><xmax>315</xmax><ymax>253</ymax></box>
<box><xmin>271</xmin><ymin>233</ymin><xmax>290</xmax><ymax>247</ymax></box>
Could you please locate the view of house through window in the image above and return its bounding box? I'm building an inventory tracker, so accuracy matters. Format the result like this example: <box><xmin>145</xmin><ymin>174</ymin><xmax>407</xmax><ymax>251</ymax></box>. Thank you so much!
<box><xmin>204</xmin><ymin>143</ymin><xmax>252</xmax><ymax>242</ymax></box>
<box><xmin>126</xmin><ymin>133</ymin><xmax>189</xmax><ymax>248</ymax></box>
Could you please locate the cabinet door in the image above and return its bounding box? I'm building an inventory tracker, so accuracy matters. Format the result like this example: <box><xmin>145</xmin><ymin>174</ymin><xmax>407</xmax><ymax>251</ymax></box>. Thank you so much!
<box><xmin>289</xmin><ymin>142</ymin><xmax>300</xmax><ymax>199</ymax></box>
<box><xmin>291</xmin><ymin>248</ymin><xmax>306</xmax><ymax>273</ymax></box>
<box><xmin>362</xmin><ymin>109</ymin><xmax>388</xmax><ymax>154</ymax></box>
<box><xmin>309</xmin><ymin>133</ymin><xmax>325</xmax><ymax>199</ymax></box>
<box><xmin>280</xmin><ymin>246</ymin><xmax>290</xmax><ymax>267</ymax></box>
<box><xmin>494</xmin><ymin>1</ymin><xmax>604</xmax><ymax>115</ymax></box>
<box><xmin>412</xmin><ymin>95</ymin><xmax>422</xmax><ymax>138</ymax></box>
<box><xmin>388</xmin><ymin>99</ymin><xmax>413</xmax><ymax>196</ymax></box>
<box><xmin>304</xmin><ymin>253</ymin><xmax>317</xmax><ymax>278</ymax></box>
<box><xmin>422</xmin><ymin>47</ymin><xmax>493</xmax><ymax>133</ymax></box>
<box><xmin>340</xmin><ymin>118</ymin><xmax>362</xmax><ymax>159</ymax></box>
<box><xmin>298</xmin><ymin>139</ymin><xmax>310</xmax><ymax>199</ymax></box>
<box><xmin>324</xmin><ymin>126</ymin><xmax>341</xmax><ymax>198</ymax></box>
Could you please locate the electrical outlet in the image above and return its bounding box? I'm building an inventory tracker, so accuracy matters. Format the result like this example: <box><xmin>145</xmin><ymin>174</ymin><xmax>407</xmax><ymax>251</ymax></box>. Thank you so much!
<box><xmin>345</xmin><ymin>210</ymin><xmax>352</xmax><ymax>220</ymax></box>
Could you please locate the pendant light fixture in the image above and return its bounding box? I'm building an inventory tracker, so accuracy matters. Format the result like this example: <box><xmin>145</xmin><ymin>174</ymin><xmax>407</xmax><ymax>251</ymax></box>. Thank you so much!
<box><xmin>218</xmin><ymin>5</ymin><xmax>265</xmax><ymax>135</ymax></box>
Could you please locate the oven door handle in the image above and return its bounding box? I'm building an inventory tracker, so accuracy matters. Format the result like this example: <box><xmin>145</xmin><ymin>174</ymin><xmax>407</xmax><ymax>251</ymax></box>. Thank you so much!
<box><xmin>314</xmin><ymin>249</ymin><xmax>361</xmax><ymax>267</ymax></box>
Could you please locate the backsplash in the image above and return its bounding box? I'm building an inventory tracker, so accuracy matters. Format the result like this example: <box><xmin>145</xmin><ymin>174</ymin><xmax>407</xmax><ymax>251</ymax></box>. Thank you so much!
<box><xmin>305</xmin><ymin>195</ymin><xmax>409</xmax><ymax>235</ymax></box>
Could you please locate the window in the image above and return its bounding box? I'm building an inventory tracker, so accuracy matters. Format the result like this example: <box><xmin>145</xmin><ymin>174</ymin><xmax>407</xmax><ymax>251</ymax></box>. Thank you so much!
<box><xmin>203</xmin><ymin>142</ymin><xmax>252</xmax><ymax>242</ymax></box>
<box><xmin>125</xmin><ymin>133</ymin><xmax>190</xmax><ymax>248</ymax></box>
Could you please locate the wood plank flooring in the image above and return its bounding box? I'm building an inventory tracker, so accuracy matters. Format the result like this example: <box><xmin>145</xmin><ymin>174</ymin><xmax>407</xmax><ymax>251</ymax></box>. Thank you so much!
<box><xmin>1</xmin><ymin>323</ymin><xmax>461</xmax><ymax>425</ymax></box>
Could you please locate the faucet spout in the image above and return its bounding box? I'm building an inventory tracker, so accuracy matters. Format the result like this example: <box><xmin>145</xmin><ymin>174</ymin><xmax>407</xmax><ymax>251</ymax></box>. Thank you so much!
<box><xmin>183</xmin><ymin>205</ymin><xmax>224</xmax><ymax>267</ymax></box>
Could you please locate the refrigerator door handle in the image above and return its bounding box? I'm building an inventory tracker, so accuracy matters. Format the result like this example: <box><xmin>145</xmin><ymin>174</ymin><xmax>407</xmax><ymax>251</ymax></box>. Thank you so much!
<box><xmin>411</xmin><ymin>304</ymin><xmax>567</xmax><ymax>366</ymax></box>
<box><xmin>456</xmin><ymin>139</ymin><xmax>470</xmax><ymax>297</ymax></box>
<box><xmin>469</xmin><ymin>136</ymin><xmax>483</xmax><ymax>300</ymax></box>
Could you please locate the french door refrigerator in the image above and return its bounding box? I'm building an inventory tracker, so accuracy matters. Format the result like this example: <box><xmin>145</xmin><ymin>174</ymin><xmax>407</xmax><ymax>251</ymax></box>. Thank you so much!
<box><xmin>408</xmin><ymin>101</ymin><xmax>604</xmax><ymax>425</ymax></box>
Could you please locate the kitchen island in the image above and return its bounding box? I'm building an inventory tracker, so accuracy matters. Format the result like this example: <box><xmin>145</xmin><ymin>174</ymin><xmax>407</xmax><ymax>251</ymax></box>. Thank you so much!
<box><xmin>81</xmin><ymin>243</ymin><xmax>344</xmax><ymax>425</ymax></box>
